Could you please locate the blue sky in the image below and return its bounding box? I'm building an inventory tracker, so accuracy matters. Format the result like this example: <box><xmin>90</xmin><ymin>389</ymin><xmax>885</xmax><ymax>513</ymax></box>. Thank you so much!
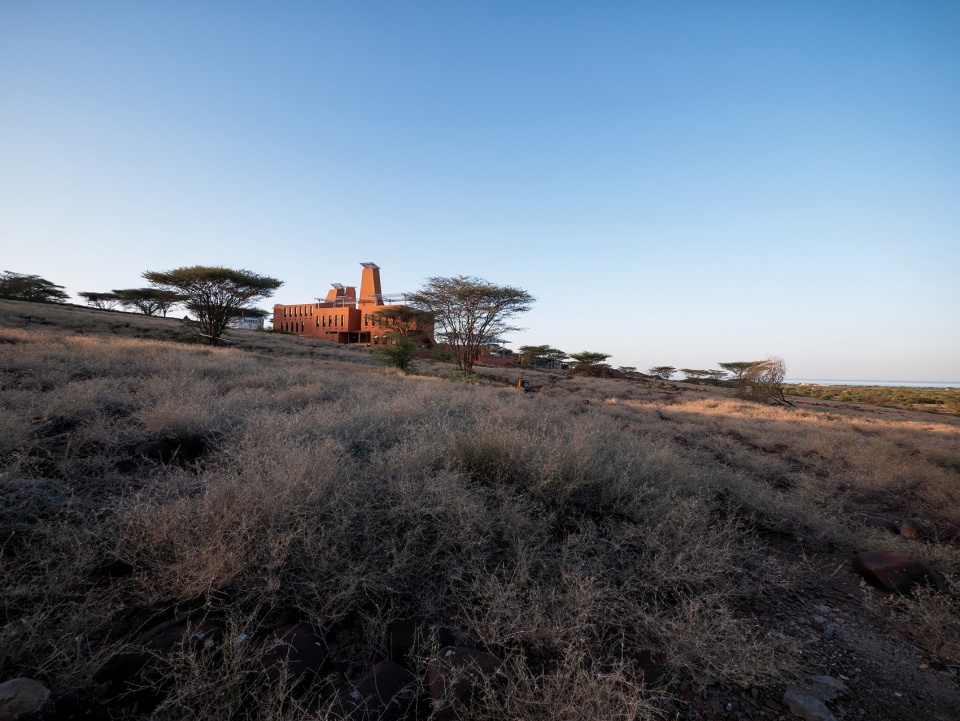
<box><xmin>2</xmin><ymin>2</ymin><xmax>958</xmax><ymax>380</ymax></box>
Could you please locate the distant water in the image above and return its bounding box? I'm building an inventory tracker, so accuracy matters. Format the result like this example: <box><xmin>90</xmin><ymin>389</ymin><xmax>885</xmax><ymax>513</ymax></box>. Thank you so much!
<box><xmin>786</xmin><ymin>379</ymin><xmax>960</xmax><ymax>389</ymax></box>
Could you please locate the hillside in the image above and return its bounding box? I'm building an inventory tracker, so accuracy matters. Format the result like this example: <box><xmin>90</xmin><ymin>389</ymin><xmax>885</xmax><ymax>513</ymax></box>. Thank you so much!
<box><xmin>1</xmin><ymin>299</ymin><xmax>958</xmax><ymax>721</ymax></box>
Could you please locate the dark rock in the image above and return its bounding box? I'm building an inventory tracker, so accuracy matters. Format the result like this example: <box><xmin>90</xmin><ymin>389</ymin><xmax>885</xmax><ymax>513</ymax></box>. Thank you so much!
<box><xmin>387</xmin><ymin>617</ymin><xmax>459</xmax><ymax>664</ymax></box>
<box><xmin>333</xmin><ymin>661</ymin><xmax>416</xmax><ymax>721</ymax></box>
<box><xmin>169</xmin><ymin>436</ymin><xmax>206</xmax><ymax>465</ymax></box>
<box><xmin>387</xmin><ymin>617</ymin><xmax>428</xmax><ymax>664</ymax></box>
<box><xmin>426</xmin><ymin>646</ymin><xmax>502</xmax><ymax>721</ymax></box>
<box><xmin>808</xmin><ymin>676</ymin><xmax>847</xmax><ymax>702</ymax></box>
<box><xmin>634</xmin><ymin>648</ymin><xmax>667</xmax><ymax>684</ymax></box>
<box><xmin>136</xmin><ymin>616</ymin><xmax>222</xmax><ymax>654</ymax></box>
<box><xmin>89</xmin><ymin>559</ymin><xmax>134</xmax><ymax>588</ymax></box>
<box><xmin>917</xmin><ymin>514</ymin><xmax>960</xmax><ymax>544</ymax></box>
<box><xmin>46</xmin><ymin>697</ymin><xmax>110</xmax><ymax>721</ymax></box>
<box><xmin>851</xmin><ymin>551</ymin><xmax>947</xmax><ymax>594</ymax></box>
<box><xmin>92</xmin><ymin>651</ymin><xmax>164</xmax><ymax>709</ymax></box>
<box><xmin>259</xmin><ymin>623</ymin><xmax>328</xmax><ymax>685</ymax></box>
<box><xmin>858</xmin><ymin>515</ymin><xmax>900</xmax><ymax>534</ymax></box>
<box><xmin>133</xmin><ymin>442</ymin><xmax>174</xmax><ymax>464</ymax></box>
<box><xmin>0</xmin><ymin>678</ymin><xmax>53</xmax><ymax>721</ymax></box>
<box><xmin>94</xmin><ymin>616</ymin><xmax>222</xmax><ymax>709</ymax></box>
<box><xmin>782</xmin><ymin>688</ymin><xmax>837</xmax><ymax>721</ymax></box>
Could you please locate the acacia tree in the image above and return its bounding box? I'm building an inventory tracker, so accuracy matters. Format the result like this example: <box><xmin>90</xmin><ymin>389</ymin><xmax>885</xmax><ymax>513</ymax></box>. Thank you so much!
<box><xmin>648</xmin><ymin>365</ymin><xmax>676</xmax><ymax>380</ymax></box>
<box><xmin>371</xmin><ymin>305</ymin><xmax>434</xmax><ymax>342</ymax></box>
<box><xmin>143</xmin><ymin>266</ymin><xmax>283</xmax><ymax>344</ymax></box>
<box><xmin>680</xmin><ymin>368</ymin><xmax>710</xmax><ymax>383</ymax></box>
<box><xmin>0</xmin><ymin>271</ymin><xmax>69</xmax><ymax>303</ymax></box>
<box><xmin>79</xmin><ymin>291</ymin><xmax>122</xmax><ymax>310</ymax></box>
<box><xmin>112</xmin><ymin>288</ymin><xmax>186</xmax><ymax>316</ymax></box>
<box><xmin>405</xmin><ymin>276</ymin><xmax>534</xmax><ymax>375</ymax></box>
<box><xmin>569</xmin><ymin>351</ymin><xmax>612</xmax><ymax>376</ymax></box>
<box><xmin>719</xmin><ymin>361</ymin><xmax>763</xmax><ymax>383</ymax></box>
<box><xmin>517</xmin><ymin>345</ymin><xmax>567</xmax><ymax>367</ymax></box>
<box><xmin>704</xmin><ymin>369</ymin><xmax>729</xmax><ymax>385</ymax></box>
<box><xmin>735</xmin><ymin>356</ymin><xmax>791</xmax><ymax>405</ymax></box>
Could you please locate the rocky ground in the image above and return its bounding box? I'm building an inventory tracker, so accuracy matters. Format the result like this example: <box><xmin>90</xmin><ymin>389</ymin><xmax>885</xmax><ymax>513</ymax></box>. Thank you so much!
<box><xmin>667</xmin><ymin>542</ymin><xmax>960</xmax><ymax>721</ymax></box>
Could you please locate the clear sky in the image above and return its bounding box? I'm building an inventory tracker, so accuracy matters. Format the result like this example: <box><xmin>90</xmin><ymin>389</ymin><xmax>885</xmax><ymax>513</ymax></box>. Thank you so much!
<box><xmin>2</xmin><ymin>2</ymin><xmax>958</xmax><ymax>381</ymax></box>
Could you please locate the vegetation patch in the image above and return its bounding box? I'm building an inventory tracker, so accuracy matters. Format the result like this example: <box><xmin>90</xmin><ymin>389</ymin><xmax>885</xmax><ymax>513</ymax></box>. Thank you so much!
<box><xmin>1</xmin><ymin>300</ymin><xmax>959</xmax><ymax>720</ymax></box>
<box><xmin>785</xmin><ymin>384</ymin><xmax>960</xmax><ymax>415</ymax></box>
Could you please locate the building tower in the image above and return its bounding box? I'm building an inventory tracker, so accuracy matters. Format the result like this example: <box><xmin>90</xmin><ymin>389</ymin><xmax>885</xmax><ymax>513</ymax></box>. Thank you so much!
<box><xmin>358</xmin><ymin>262</ymin><xmax>384</xmax><ymax>308</ymax></box>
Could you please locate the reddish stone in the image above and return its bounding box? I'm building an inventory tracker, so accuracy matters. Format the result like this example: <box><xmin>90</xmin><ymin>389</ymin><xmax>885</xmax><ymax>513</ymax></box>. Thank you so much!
<box><xmin>900</xmin><ymin>518</ymin><xmax>937</xmax><ymax>542</ymax></box>
<box><xmin>852</xmin><ymin>551</ymin><xmax>947</xmax><ymax>594</ymax></box>
<box><xmin>427</xmin><ymin>646</ymin><xmax>502</xmax><ymax>721</ymax></box>
<box><xmin>918</xmin><ymin>514</ymin><xmax>960</xmax><ymax>544</ymax></box>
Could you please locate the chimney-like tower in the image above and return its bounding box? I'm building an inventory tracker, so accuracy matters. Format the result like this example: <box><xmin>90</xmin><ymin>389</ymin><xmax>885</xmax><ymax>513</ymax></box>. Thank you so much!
<box><xmin>359</xmin><ymin>262</ymin><xmax>383</xmax><ymax>307</ymax></box>
<box><xmin>323</xmin><ymin>284</ymin><xmax>344</xmax><ymax>304</ymax></box>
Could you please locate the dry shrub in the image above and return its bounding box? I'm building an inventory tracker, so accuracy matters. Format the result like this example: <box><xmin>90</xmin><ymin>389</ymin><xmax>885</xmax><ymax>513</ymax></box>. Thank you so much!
<box><xmin>863</xmin><ymin>579</ymin><xmax>960</xmax><ymax>670</ymax></box>
<box><xmin>0</xmin><ymin>476</ymin><xmax>118</xmax><ymax>687</ymax></box>
<box><xmin>5</xmin><ymin>302</ymin><xmax>957</xmax><ymax>719</ymax></box>
<box><xmin>482</xmin><ymin>650</ymin><xmax>661</xmax><ymax>720</ymax></box>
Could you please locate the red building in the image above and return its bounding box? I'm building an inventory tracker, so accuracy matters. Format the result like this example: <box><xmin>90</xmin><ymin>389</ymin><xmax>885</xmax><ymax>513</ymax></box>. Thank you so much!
<box><xmin>273</xmin><ymin>263</ymin><xmax>431</xmax><ymax>346</ymax></box>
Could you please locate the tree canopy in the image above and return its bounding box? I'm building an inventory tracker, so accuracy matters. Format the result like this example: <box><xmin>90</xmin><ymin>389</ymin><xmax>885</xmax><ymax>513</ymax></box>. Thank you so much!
<box><xmin>0</xmin><ymin>271</ymin><xmax>69</xmax><ymax>303</ymax></box>
<box><xmin>112</xmin><ymin>288</ymin><xmax>185</xmax><ymax>317</ymax></box>
<box><xmin>143</xmin><ymin>266</ymin><xmax>283</xmax><ymax>344</ymax></box>
<box><xmin>648</xmin><ymin>365</ymin><xmax>676</xmax><ymax>380</ymax></box>
<box><xmin>735</xmin><ymin>357</ymin><xmax>790</xmax><ymax>405</ymax></box>
<box><xmin>78</xmin><ymin>291</ymin><xmax>122</xmax><ymax>310</ymax></box>
<box><xmin>517</xmin><ymin>345</ymin><xmax>567</xmax><ymax>366</ymax></box>
<box><xmin>718</xmin><ymin>361</ymin><xmax>763</xmax><ymax>382</ymax></box>
<box><xmin>405</xmin><ymin>275</ymin><xmax>534</xmax><ymax>375</ymax></box>
<box><xmin>371</xmin><ymin>305</ymin><xmax>434</xmax><ymax>342</ymax></box>
<box><xmin>569</xmin><ymin>351</ymin><xmax>612</xmax><ymax>376</ymax></box>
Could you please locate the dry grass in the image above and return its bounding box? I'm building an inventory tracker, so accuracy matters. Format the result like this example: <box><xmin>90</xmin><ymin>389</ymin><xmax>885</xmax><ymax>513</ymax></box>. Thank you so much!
<box><xmin>2</xmin><ymin>299</ymin><xmax>959</xmax><ymax>718</ymax></box>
